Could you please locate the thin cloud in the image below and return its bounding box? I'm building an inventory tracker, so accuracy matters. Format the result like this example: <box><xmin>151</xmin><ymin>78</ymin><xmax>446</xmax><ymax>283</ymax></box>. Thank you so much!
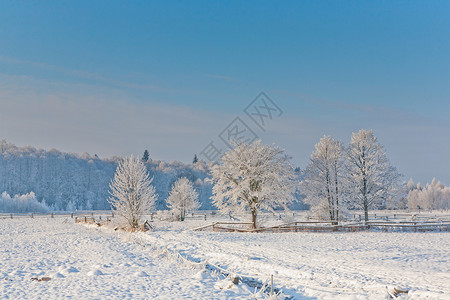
<box><xmin>0</xmin><ymin>73</ymin><xmax>229</xmax><ymax>161</ymax></box>
<box><xmin>0</xmin><ymin>55</ymin><xmax>179</xmax><ymax>94</ymax></box>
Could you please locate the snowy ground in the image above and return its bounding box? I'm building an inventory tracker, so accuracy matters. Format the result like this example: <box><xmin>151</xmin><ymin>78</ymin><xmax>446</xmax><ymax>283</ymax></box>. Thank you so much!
<box><xmin>0</xmin><ymin>218</ymin><xmax>256</xmax><ymax>299</ymax></box>
<box><xmin>1</xmin><ymin>214</ymin><xmax>449</xmax><ymax>299</ymax></box>
<box><xmin>136</xmin><ymin>220</ymin><xmax>450</xmax><ymax>299</ymax></box>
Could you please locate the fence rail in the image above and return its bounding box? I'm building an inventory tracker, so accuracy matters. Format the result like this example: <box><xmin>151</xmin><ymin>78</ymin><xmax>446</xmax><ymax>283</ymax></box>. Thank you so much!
<box><xmin>194</xmin><ymin>220</ymin><xmax>450</xmax><ymax>233</ymax></box>
<box><xmin>0</xmin><ymin>211</ymin><xmax>113</xmax><ymax>220</ymax></box>
<box><xmin>0</xmin><ymin>212</ymin><xmax>68</xmax><ymax>219</ymax></box>
<box><xmin>3</xmin><ymin>210</ymin><xmax>450</xmax><ymax>233</ymax></box>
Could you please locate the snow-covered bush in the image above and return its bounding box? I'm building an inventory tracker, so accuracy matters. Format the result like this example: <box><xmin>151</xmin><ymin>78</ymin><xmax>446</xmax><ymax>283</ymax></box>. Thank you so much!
<box><xmin>0</xmin><ymin>191</ymin><xmax>49</xmax><ymax>213</ymax></box>
<box><xmin>166</xmin><ymin>177</ymin><xmax>200</xmax><ymax>221</ymax></box>
<box><xmin>211</xmin><ymin>140</ymin><xmax>297</xmax><ymax>229</ymax></box>
<box><xmin>108</xmin><ymin>155</ymin><xmax>157</xmax><ymax>228</ymax></box>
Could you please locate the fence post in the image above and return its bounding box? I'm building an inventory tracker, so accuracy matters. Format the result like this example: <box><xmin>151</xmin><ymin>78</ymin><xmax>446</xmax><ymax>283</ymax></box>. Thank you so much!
<box><xmin>10</xmin><ymin>214</ymin><xmax>13</xmax><ymax>219</ymax></box>
<box><xmin>204</xmin><ymin>214</ymin><xmax>207</xmax><ymax>221</ymax></box>
<box><xmin>51</xmin><ymin>212</ymin><xmax>54</xmax><ymax>218</ymax></box>
<box><xmin>71</xmin><ymin>213</ymin><xmax>73</xmax><ymax>218</ymax></box>
<box><xmin>31</xmin><ymin>213</ymin><xmax>33</xmax><ymax>219</ymax></box>
<box><xmin>271</xmin><ymin>274</ymin><xmax>274</xmax><ymax>296</ymax></box>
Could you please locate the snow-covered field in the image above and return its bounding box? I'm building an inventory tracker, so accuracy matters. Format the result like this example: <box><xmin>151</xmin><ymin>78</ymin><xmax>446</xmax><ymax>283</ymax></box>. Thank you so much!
<box><xmin>138</xmin><ymin>220</ymin><xmax>450</xmax><ymax>299</ymax></box>
<box><xmin>0</xmin><ymin>218</ymin><xmax>255</xmax><ymax>299</ymax></box>
<box><xmin>1</xmin><ymin>216</ymin><xmax>449</xmax><ymax>299</ymax></box>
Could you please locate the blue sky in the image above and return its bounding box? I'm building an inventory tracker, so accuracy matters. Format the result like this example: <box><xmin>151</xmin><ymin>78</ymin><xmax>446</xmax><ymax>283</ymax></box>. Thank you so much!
<box><xmin>0</xmin><ymin>1</ymin><xmax>449</xmax><ymax>184</ymax></box>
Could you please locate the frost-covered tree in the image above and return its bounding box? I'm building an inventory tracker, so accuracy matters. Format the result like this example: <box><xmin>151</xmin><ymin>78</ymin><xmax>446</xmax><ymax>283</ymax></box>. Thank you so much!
<box><xmin>301</xmin><ymin>136</ymin><xmax>345</xmax><ymax>224</ymax></box>
<box><xmin>0</xmin><ymin>191</ymin><xmax>49</xmax><ymax>213</ymax></box>
<box><xmin>166</xmin><ymin>177</ymin><xmax>200</xmax><ymax>221</ymax></box>
<box><xmin>108</xmin><ymin>155</ymin><xmax>157</xmax><ymax>228</ymax></box>
<box><xmin>407</xmin><ymin>178</ymin><xmax>450</xmax><ymax>210</ymax></box>
<box><xmin>0</xmin><ymin>140</ymin><xmax>214</xmax><ymax>211</ymax></box>
<box><xmin>346</xmin><ymin>129</ymin><xmax>401</xmax><ymax>223</ymax></box>
<box><xmin>211</xmin><ymin>140</ymin><xmax>297</xmax><ymax>229</ymax></box>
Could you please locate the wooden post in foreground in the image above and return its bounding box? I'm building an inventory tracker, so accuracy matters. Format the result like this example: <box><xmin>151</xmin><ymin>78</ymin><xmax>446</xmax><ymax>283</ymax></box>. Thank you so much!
<box><xmin>271</xmin><ymin>274</ymin><xmax>274</xmax><ymax>296</ymax></box>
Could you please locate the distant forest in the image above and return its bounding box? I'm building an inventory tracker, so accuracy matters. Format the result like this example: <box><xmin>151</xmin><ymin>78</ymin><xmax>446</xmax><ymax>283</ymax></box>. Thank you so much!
<box><xmin>0</xmin><ymin>140</ymin><xmax>306</xmax><ymax>212</ymax></box>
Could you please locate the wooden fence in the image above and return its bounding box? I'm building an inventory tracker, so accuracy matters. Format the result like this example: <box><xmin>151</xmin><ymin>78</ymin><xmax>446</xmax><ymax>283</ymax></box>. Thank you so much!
<box><xmin>194</xmin><ymin>220</ymin><xmax>450</xmax><ymax>233</ymax></box>
<box><xmin>0</xmin><ymin>212</ymin><xmax>70</xmax><ymax>219</ymax></box>
<box><xmin>0</xmin><ymin>211</ymin><xmax>113</xmax><ymax>221</ymax></box>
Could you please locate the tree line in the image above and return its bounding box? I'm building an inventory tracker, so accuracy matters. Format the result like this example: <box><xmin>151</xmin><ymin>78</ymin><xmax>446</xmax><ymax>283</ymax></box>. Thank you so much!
<box><xmin>208</xmin><ymin>129</ymin><xmax>404</xmax><ymax>228</ymax></box>
<box><xmin>0</xmin><ymin>140</ymin><xmax>213</xmax><ymax>212</ymax></box>
<box><xmin>1</xmin><ymin>131</ymin><xmax>449</xmax><ymax>228</ymax></box>
<box><xmin>110</xmin><ymin>129</ymin><xmax>448</xmax><ymax>229</ymax></box>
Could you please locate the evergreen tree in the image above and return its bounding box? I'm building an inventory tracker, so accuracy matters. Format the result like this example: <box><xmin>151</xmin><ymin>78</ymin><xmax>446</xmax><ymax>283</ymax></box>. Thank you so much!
<box><xmin>192</xmin><ymin>154</ymin><xmax>198</xmax><ymax>164</ymax></box>
<box><xmin>142</xmin><ymin>150</ymin><xmax>149</xmax><ymax>162</ymax></box>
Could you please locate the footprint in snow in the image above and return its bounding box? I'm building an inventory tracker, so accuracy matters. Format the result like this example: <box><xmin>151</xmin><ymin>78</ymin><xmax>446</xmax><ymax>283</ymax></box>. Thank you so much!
<box><xmin>50</xmin><ymin>272</ymin><xmax>65</xmax><ymax>279</ymax></box>
<box><xmin>134</xmin><ymin>271</ymin><xmax>148</xmax><ymax>277</ymax></box>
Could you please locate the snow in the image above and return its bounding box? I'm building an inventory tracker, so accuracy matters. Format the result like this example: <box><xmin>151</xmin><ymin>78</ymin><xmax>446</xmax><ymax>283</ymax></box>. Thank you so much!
<box><xmin>1</xmin><ymin>215</ymin><xmax>449</xmax><ymax>299</ymax></box>
<box><xmin>0</xmin><ymin>218</ymin><xmax>256</xmax><ymax>299</ymax></box>
<box><xmin>139</xmin><ymin>219</ymin><xmax>450</xmax><ymax>299</ymax></box>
